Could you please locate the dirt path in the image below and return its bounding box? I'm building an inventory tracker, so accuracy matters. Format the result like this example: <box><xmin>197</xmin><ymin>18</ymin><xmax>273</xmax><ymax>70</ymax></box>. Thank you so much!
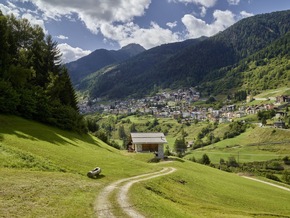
<box><xmin>242</xmin><ymin>176</ymin><xmax>290</xmax><ymax>192</ymax></box>
<box><xmin>95</xmin><ymin>167</ymin><xmax>176</xmax><ymax>218</ymax></box>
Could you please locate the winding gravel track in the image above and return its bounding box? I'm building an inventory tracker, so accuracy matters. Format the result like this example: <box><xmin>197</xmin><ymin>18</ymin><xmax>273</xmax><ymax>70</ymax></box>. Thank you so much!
<box><xmin>95</xmin><ymin>167</ymin><xmax>176</xmax><ymax>218</ymax></box>
<box><xmin>242</xmin><ymin>176</ymin><xmax>290</xmax><ymax>192</ymax></box>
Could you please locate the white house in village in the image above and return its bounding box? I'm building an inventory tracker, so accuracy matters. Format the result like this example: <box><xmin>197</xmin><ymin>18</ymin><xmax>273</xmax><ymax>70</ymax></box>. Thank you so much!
<box><xmin>129</xmin><ymin>133</ymin><xmax>167</xmax><ymax>159</ymax></box>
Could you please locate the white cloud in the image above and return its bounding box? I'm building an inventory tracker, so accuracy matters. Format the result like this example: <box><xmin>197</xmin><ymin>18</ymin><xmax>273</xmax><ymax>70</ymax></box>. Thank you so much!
<box><xmin>57</xmin><ymin>35</ymin><xmax>69</xmax><ymax>40</ymax></box>
<box><xmin>182</xmin><ymin>10</ymin><xmax>236</xmax><ymax>38</ymax></box>
<box><xmin>1</xmin><ymin>2</ymin><xmax>47</xmax><ymax>33</ymax></box>
<box><xmin>0</xmin><ymin>3</ymin><xmax>21</xmax><ymax>17</ymax></box>
<box><xmin>58</xmin><ymin>43</ymin><xmax>91</xmax><ymax>63</ymax></box>
<box><xmin>1</xmin><ymin>0</ymin><xmax>248</xmax><ymax>60</ymax></box>
<box><xmin>227</xmin><ymin>0</ymin><xmax>240</xmax><ymax>5</ymax></box>
<box><xmin>22</xmin><ymin>13</ymin><xmax>47</xmax><ymax>33</ymax></box>
<box><xmin>172</xmin><ymin>0</ymin><xmax>217</xmax><ymax>8</ymax></box>
<box><xmin>100</xmin><ymin>22</ymin><xmax>181</xmax><ymax>49</ymax></box>
<box><xmin>25</xmin><ymin>0</ymin><xmax>152</xmax><ymax>33</ymax></box>
<box><xmin>200</xmin><ymin>6</ymin><xmax>207</xmax><ymax>17</ymax></box>
<box><xmin>240</xmin><ymin>11</ymin><xmax>254</xmax><ymax>18</ymax></box>
<box><xmin>166</xmin><ymin>21</ymin><xmax>178</xmax><ymax>29</ymax></box>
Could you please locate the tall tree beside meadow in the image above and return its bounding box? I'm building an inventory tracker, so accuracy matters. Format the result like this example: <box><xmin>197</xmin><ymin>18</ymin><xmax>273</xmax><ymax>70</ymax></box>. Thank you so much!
<box><xmin>0</xmin><ymin>11</ymin><xmax>86</xmax><ymax>133</ymax></box>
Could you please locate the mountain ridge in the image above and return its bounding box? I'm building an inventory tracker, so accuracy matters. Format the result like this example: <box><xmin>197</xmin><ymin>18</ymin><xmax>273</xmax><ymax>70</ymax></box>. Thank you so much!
<box><xmin>66</xmin><ymin>43</ymin><xmax>145</xmax><ymax>85</ymax></box>
<box><xmin>69</xmin><ymin>10</ymin><xmax>290</xmax><ymax>100</ymax></box>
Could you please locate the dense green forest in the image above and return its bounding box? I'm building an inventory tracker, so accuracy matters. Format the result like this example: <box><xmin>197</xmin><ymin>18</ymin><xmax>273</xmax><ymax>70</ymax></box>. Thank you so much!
<box><xmin>85</xmin><ymin>10</ymin><xmax>290</xmax><ymax>100</ymax></box>
<box><xmin>201</xmin><ymin>31</ymin><xmax>290</xmax><ymax>96</ymax></box>
<box><xmin>0</xmin><ymin>11</ymin><xmax>86</xmax><ymax>132</ymax></box>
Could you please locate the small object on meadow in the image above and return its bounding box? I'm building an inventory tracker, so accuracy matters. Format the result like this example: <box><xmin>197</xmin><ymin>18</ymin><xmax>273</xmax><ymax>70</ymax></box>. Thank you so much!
<box><xmin>87</xmin><ymin>167</ymin><xmax>102</xmax><ymax>178</ymax></box>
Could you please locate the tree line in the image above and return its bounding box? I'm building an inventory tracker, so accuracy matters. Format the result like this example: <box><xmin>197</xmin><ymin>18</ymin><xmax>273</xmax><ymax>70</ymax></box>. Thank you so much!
<box><xmin>0</xmin><ymin>11</ymin><xmax>86</xmax><ymax>133</ymax></box>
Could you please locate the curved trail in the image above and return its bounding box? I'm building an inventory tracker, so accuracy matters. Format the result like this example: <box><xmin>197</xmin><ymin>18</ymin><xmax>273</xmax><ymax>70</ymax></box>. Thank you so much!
<box><xmin>95</xmin><ymin>167</ymin><xmax>176</xmax><ymax>218</ymax></box>
<box><xmin>242</xmin><ymin>176</ymin><xmax>290</xmax><ymax>192</ymax></box>
<box><xmin>117</xmin><ymin>167</ymin><xmax>176</xmax><ymax>218</ymax></box>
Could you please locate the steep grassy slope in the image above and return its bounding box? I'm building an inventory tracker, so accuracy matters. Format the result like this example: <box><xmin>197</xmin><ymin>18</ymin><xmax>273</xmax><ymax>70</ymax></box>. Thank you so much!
<box><xmin>0</xmin><ymin>115</ymin><xmax>155</xmax><ymax>177</ymax></box>
<box><xmin>130</xmin><ymin>161</ymin><xmax>290</xmax><ymax>218</ymax></box>
<box><xmin>0</xmin><ymin>115</ymin><xmax>157</xmax><ymax>217</ymax></box>
<box><xmin>1</xmin><ymin>115</ymin><xmax>290</xmax><ymax>217</ymax></box>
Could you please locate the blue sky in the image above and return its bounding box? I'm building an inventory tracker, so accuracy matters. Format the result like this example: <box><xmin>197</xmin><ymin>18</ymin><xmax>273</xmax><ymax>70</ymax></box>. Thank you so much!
<box><xmin>1</xmin><ymin>0</ymin><xmax>290</xmax><ymax>63</ymax></box>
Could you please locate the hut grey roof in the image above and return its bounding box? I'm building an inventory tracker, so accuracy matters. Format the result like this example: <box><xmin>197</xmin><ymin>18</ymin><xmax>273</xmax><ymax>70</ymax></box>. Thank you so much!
<box><xmin>131</xmin><ymin>132</ymin><xmax>167</xmax><ymax>144</ymax></box>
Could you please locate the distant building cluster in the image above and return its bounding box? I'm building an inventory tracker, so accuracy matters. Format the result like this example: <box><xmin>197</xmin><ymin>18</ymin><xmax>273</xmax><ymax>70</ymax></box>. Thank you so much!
<box><xmin>79</xmin><ymin>88</ymin><xmax>200</xmax><ymax>116</ymax></box>
<box><xmin>78</xmin><ymin>89</ymin><xmax>289</xmax><ymax>128</ymax></box>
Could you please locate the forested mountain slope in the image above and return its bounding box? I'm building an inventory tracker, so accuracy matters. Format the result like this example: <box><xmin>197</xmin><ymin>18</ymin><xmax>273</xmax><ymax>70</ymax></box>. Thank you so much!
<box><xmin>200</xmin><ymin>31</ymin><xmax>290</xmax><ymax>96</ymax></box>
<box><xmin>88</xmin><ymin>37</ymin><xmax>206</xmax><ymax>98</ymax></box>
<box><xmin>66</xmin><ymin>43</ymin><xmax>145</xmax><ymax>85</ymax></box>
<box><xmin>74</xmin><ymin>37</ymin><xmax>207</xmax><ymax>95</ymax></box>
<box><xmin>87</xmin><ymin>10</ymin><xmax>290</xmax><ymax>99</ymax></box>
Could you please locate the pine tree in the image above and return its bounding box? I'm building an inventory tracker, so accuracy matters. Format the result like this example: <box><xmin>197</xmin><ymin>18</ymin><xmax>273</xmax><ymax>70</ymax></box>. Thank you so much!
<box><xmin>0</xmin><ymin>11</ymin><xmax>8</xmax><ymax>75</ymax></box>
<box><xmin>0</xmin><ymin>12</ymin><xmax>85</xmax><ymax>132</ymax></box>
<box><xmin>118</xmin><ymin>125</ymin><xmax>126</xmax><ymax>139</ymax></box>
<box><xmin>58</xmin><ymin>67</ymin><xmax>78</xmax><ymax>110</ymax></box>
<box><xmin>44</xmin><ymin>35</ymin><xmax>62</xmax><ymax>75</ymax></box>
<box><xmin>174</xmin><ymin>137</ymin><xmax>187</xmax><ymax>153</ymax></box>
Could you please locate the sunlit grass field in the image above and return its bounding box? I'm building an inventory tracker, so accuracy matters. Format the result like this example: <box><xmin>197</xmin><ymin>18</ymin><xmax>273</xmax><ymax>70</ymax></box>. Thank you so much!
<box><xmin>130</xmin><ymin>160</ymin><xmax>290</xmax><ymax>218</ymax></box>
<box><xmin>1</xmin><ymin>115</ymin><xmax>290</xmax><ymax>217</ymax></box>
<box><xmin>0</xmin><ymin>115</ymin><xmax>158</xmax><ymax>217</ymax></box>
<box><xmin>188</xmin><ymin>126</ymin><xmax>290</xmax><ymax>164</ymax></box>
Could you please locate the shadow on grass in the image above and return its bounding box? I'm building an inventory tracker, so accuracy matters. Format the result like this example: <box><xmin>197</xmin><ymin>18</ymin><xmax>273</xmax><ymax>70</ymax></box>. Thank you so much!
<box><xmin>0</xmin><ymin>115</ymin><xmax>99</xmax><ymax>147</ymax></box>
<box><xmin>166</xmin><ymin>157</ymin><xmax>185</xmax><ymax>163</ymax></box>
<box><xmin>148</xmin><ymin>156</ymin><xmax>185</xmax><ymax>163</ymax></box>
<box><xmin>87</xmin><ymin>174</ymin><xmax>106</xmax><ymax>180</ymax></box>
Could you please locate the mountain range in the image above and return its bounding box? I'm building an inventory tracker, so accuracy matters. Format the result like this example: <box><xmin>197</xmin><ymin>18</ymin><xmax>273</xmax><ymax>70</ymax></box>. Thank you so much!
<box><xmin>66</xmin><ymin>43</ymin><xmax>145</xmax><ymax>85</ymax></box>
<box><xmin>67</xmin><ymin>10</ymin><xmax>290</xmax><ymax>100</ymax></box>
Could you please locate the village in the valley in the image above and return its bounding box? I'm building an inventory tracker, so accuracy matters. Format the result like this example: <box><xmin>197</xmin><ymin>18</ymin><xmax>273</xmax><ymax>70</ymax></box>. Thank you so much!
<box><xmin>78</xmin><ymin>88</ymin><xmax>290</xmax><ymax>128</ymax></box>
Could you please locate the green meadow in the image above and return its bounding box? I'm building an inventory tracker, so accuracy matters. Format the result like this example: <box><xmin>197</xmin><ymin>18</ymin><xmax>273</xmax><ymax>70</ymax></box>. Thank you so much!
<box><xmin>253</xmin><ymin>87</ymin><xmax>290</xmax><ymax>98</ymax></box>
<box><xmin>130</xmin><ymin>161</ymin><xmax>290</xmax><ymax>218</ymax></box>
<box><xmin>1</xmin><ymin>115</ymin><xmax>290</xmax><ymax>217</ymax></box>
<box><xmin>188</xmin><ymin>126</ymin><xmax>290</xmax><ymax>164</ymax></box>
<box><xmin>0</xmin><ymin>115</ymin><xmax>157</xmax><ymax>217</ymax></box>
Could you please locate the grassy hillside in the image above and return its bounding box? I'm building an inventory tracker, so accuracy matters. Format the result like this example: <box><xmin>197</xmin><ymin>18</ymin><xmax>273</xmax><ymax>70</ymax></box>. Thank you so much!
<box><xmin>0</xmin><ymin>115</ymin><xmax>157</xmax><ymax>217</ymax></box>
<box><xmin>130</xmin><ymin>161</ymin><xmax>290</xmax><ymax>218</ymax></box>
<box><xmin>254</xmin><ymin>87</ymin><xmax>290</xmax><ymax>98</ymax></box>
<box><xmin>104</xmin><ymin>114</ymin><xmax>209</xmax><ymax>149</ymax></box>
<box><xmin>99</xmin><ymin>114</ymin><xmax>290</xmax><ymax>157</ymax></box>
<box><xmin>188</xmin><ymin>126</ymin><xmax>290</xmax><ymax>164</ymax></box>
<box><xmin>1</xmin><ymin>115</ymin><xmax>290</xmax><ymax>217</ymax></box>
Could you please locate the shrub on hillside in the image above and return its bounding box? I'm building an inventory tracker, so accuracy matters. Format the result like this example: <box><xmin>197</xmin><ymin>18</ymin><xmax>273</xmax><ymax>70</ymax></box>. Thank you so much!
<box><xmin>223</xmin><ymin>121</ymin><xmax>248</xmax><ymax>139</ymax></box>
<box><xmin>164</xmin><ymin>145</ymin><xmax>171</xmax><ymax>156</ymax></box>
<box><xmin>95</xmin><ymin>129</ymin><xmax>108</xmax><ymax>143</ymax></box>
<box><xmin>266</xmin><ymin>173</ymin><xmax>281</xmax><ymax>182</ymax></box>
<box><xmin>174</xmin><ymin>137</ymin><xmax>187</xmax><ymax>154</ymax></box>
<box><xmin>282</xmin><ymin>156</ymin><xmax>290</xmax><ymax>165</ymax></box>
<box><xmin>227</xmin><ymin>156</ymin><xmax>239</xmax><ymax>167</ymax></box>
<box><xmin>192</xmin><ymin>139</ymin><xmax>209</xmax><ymax>149</ymax></box>
<box><xmin>148</xmin><ymin>157</ymin><xmax>161</xmax><ymax>163</ymax></box>
<box><xmin>189</xmin><ymin>156</ymin><xmax>196</xmax><ymax>162</ymax></box>
<box><xmin>265</xmin><ymin>161</ymin><xmax>284</xmax><ymax>171</ymax></box>
<box><xmin>199</xmin><ymin>154</ymin><xmax>211</xmax><ymax>165</ymax></box>
<box><xmin>86</xmin><ymin>117</ymin><xmax>100</xmax><ymax>133</ymax></box>
<box><xmin>108</xmin><ymin>140</ymin><xmax>121</xmax><ymax>150</ymax></box>
<box><xmin>282</xmin><ymin>170</ymin><xmax>290</xmax><ymax>184</ymax></box>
